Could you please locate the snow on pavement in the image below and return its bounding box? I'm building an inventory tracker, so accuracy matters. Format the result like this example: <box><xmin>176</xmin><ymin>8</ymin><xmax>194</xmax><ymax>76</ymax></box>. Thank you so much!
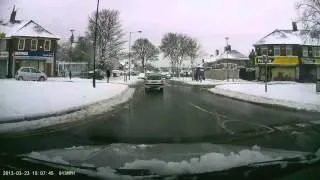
<box><xmin>171</xmin><ymin>77</ymin><xmax>251</xmax><ymax>86</ymax></box>
<box><xmin>210</xmin><ymin>83</ymin><xmax>320</xmax><ymax>112</ymax></box>
<box><xmin>0</xmin><ymin>79</ymin><xmax>130</xmax><ymax>122</ymax></box>
<box><xmin>0</xmin><ymin>86</ymin><xmax>135</xmax><ymax>133</ymax></box>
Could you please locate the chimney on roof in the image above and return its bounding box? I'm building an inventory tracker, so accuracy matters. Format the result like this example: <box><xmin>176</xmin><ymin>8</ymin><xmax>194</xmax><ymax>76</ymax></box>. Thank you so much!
<box><xmin>10</xmin><ymin>5</ymin><xmax>17</xmax><ymax>23</ymax></box>
<box><xmin>215</xmin><ymin>49</ymin><xmax>219</xmax><ymax>56</ymax></box>
<box><xmin>292</xmin><ymin>22</ymin><xmax>298</xmax><ymax>31</ymax></box>
<box><xmin>224</xmin><ymin>45</ymin><xmax>231</xmax><ymax>52</ymax></box>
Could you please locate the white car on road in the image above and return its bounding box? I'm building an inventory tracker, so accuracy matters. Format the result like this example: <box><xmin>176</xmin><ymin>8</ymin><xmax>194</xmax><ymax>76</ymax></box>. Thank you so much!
<box><xmin>15</xmin><ymin>67</ymin><xmax>47</xmax><ymax>81</ymax></box>
<box><xmin>144</xmin><ymin>73</ymin><xmax>165</xmax><ymax>92</ymax></box>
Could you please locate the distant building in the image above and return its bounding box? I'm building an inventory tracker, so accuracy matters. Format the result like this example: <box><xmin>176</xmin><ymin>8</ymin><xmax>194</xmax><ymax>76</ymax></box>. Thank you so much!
<box><xmin>205</xmin><ymin>47</ymin><xmax>249</xmax><ymax>69</ymax></box>
<box><xmin>0</xmin><ymin>6</ymin><xmax>59</xmax><ymax>78</ymax></box>
<box><xmin>254</xmin><ymin>22</ymin><xmax>320</xmax><ymax>82</ymax></box>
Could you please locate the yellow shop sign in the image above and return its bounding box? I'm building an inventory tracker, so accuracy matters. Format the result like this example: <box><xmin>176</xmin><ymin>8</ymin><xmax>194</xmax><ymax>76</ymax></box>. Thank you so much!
<box><xmin>272</xmin><ymin>56</ymin><xmax>299</xmax><ymax>64</ymax></box>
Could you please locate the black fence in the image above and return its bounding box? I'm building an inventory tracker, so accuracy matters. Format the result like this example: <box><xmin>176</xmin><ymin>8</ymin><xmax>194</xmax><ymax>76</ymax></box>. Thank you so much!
<box><xmin>239</xmin><ymin>67</ymin><xmax>256</xmax><ymax>81</ymax></box>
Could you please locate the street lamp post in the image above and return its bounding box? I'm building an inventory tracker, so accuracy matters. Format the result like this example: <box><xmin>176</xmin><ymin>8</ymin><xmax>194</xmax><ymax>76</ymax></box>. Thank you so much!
<box><xmin>69</xmin><ymin>29</ymin><xmax>75</xmax><ymax>80</ymax></box>
<box><xmin>128</xmin><ymin>30</ymin><xmax>142</xmax><ymax>80</ymax></box>
<box><xmin>92</xmin><ymin>0</ymin><xmax>100</xmax><ymax>88</ymax></box>
<box><xmin>225</xmin><ymin>37</ymin><xmax>229</xmax><ymax>82</ymax></box>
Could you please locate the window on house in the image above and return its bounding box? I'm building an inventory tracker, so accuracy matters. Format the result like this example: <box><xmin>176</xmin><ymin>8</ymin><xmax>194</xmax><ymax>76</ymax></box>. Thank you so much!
<box><xmin>31</xmin><ymin>39</ymin><xmax>37</xmax><ymax>51</ymax></box>
<box><xmin>302</xmin><ymin>47</ymin><xmax>309</xmax><ymax>57</ymax></box>
<box><xmin>312</xmin><ymin>47</ymin><xmax>320</xmax><ymax>57</ymax></box>
<box><xmin>18</xmin><ymin>39</ymin><xmax>25</xmax><ymax>50</ymax></box>
<box><xmin>261</xmin><ymin>47</ymin><xmax>268</xmax><ymax>55</ymax></box>
<box><xmin>44</xmin><ymin>40</ymin><xmax>51</xmax><ymax>51</ymax></box>
<box><xmin>286</xmin><ymin>46</ymin><xmax>292</xmax><ymax>56</ymax></box>
<box><xmin>274</xmin><ymin>46</ymin><xmax>280</xmax><ymax>56</ymax></box>
<box><xmin>0</xmin><ymin>39</ymin><xmax>6</xmax><ymax>50</ymax></box>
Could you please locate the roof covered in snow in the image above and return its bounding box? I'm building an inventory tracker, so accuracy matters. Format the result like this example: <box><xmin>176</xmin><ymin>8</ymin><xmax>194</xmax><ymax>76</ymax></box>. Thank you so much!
<box><xmin>254</xmin><ymin>29</ymin><xmax>320</xmax><ymax>46</ymax></box>
<box><xmin>0</xmin><ymin>20</ymin><xmax>59</xmax><ymax>39</ymax></box>
<box><xmin>206</xmin><ymin>50</ymin><xmax>249</xmax><ymax>63</ymax></box>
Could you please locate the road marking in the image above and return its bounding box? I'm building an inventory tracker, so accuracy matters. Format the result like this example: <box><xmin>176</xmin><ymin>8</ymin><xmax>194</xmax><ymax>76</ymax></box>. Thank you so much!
<box><xmin>274</xmin><ymin>125</ymin><xmax>294</xmax><ymax>131</ymax></box>
<box><xmin>295</xmin><ymin>123</ymin><xmax>310</xmax><ymax>128</ymax></box>
<box><xmin>188</xmin><ymin>102</ymin><xmax>213</xmax><ymax>115</ymax></box>
<box><xmin>187</xmin><ymin>102</ymin><xmax>274</xmax><ymax>135</ymax></box>
<box><xmin>222</xmin><ymin>120</ymin><xmax>274</xmax><ymax>135</ymax></box>
<box><xmin>310</xmin><ymin>120</ymin><xmax>320</xmax><ymax>125</ymax></box>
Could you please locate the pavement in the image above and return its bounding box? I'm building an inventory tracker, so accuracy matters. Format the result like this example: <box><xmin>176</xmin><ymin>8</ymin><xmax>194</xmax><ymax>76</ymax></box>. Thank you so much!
<box><xmin>0</xmin><ymin>76</ymin><xmax>143</xmax><ymax>125</ymax></box>
<box><xmin>1</xmin><ymin>83</ymin><xmax>320</xmax><ymax>155</ymax></box>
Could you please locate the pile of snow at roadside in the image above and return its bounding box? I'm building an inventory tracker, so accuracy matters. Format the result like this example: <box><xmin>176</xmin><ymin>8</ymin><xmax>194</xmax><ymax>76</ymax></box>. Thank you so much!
<box><xmin>49</xmin><ymin>76</ymin><xmax>143</xmax><ymax>86</ymax></box>
<box><xmin>121</xmin><ymin>147</ymin><xmax>281</xmax><ymax>175</ymax></box>
<box><xmin>171</xmin><ymin>77</ymin><xmax>251</xmax><ymax>86</ymax></box>
<box><xmin>210</xmin><ymin>83</ymin><xmax>320</xmax><ymax>112</ymax></box>
<box><xmin>0</xmin><ymin>79</ymin><xmax>128</xmax><ymax>121</ymax></box>
<box><xmin>0</xmin><ymin>87</ymin><xmax>135</xmax><ymax>133</ymax></box>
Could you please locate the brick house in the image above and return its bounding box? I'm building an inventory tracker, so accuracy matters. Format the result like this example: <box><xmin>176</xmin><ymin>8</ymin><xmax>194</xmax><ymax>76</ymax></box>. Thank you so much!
<box><xmin>0</xmin><ymin>7</ymin><xmax>59</xmax><ymax>78</ymax></box>
<box><xmin>254</xmin><ymin>22</ymin><xmax>320</xmax><ymax>82</ymax></box>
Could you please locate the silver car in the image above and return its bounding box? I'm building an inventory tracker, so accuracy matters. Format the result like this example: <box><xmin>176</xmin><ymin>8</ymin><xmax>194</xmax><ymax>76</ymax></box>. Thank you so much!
<box><xmin>144</xmin><ymin>73</ymin><xmax>165</xmax><ymax>93</ymax></box>
<box><xmin>15</xmin><ymin>67</ymin><xmax>47</xmax><ymax>81</ymax></box>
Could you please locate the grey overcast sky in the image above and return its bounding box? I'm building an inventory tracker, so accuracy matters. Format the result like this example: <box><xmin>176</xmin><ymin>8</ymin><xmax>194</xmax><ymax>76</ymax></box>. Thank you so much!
<box><xmin>0</xmin><ymin>0</ymin><xmax>298</xmax><ymax>55</ymax></box>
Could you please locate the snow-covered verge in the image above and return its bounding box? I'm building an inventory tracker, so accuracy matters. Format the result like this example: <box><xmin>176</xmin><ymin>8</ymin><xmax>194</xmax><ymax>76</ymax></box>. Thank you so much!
<box><xmin>22</xmin><ymin>144</ymin><xmax>313</xmax><ymax>179</ymax></box>
<box><xmin>171</xmin><ymin>77</ymin><xmax>252</xmax><ymax>86</ymax></box>
<box><xmin>0</xmin><ymin>88</ymin><xmax>135</xmax><ymax>133</ymax></box>
<box><xmin>0</xmin><ymin>79</ymin><xmax>132</xmax><ymax>122</ymax></box>
<box><xmin>209</xmin><ymin>83</ymin><xmax>320</xmax><ymax>112</ymax></box>
<box><xmin>48</xmin><ymin>76</ymin><xmax>143</xmax><ymax>86</ymax></box>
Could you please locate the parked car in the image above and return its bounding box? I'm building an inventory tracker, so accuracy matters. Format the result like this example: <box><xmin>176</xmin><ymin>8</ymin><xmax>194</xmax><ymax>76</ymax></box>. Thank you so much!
<box><xmin>138</xmin><ymin>73</ymin><xmax>146</xmax><ymax>79</ymax></box>
<box><xmin>15</xmin><ymin>67</ymin><xmax>47</xmax><ymax>81</ymax></box>
<box><xmin>144</xmin><ymin>73</ymin><xmax>165</xmax><ymax>93</ymax></box>
<box><xmin>80</xmin><ymin>71</ymin><xmax>89</xmax><ymax>78</ymax></box>
<box><xmin>160</xmin><ymin>72</ymin><xmax>172</xmax><ymax>79</ymax></box>
<box><xmin>88</xmin><ymin>69</ymin><xmax>105</xmax><ymax>80</ymax></box>
<box><xmin>80</xmin><ymin>69</ymin><xmax>105</xmax><ymax>80</ymax></box>
<box><xmin>131</xmin><ymin>71</ymin><xmax>140</xmax><ymax>76</ymax></box>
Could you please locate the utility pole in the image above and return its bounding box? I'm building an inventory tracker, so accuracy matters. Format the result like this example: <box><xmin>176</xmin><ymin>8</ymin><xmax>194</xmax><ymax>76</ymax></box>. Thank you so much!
<box><xmin>92</xmin><ymin>0</ymin><xmax>100</xmax><ymax>88</ymax></box>
<box><xmin>128</xmin><ymin>30</ymin><xmax>142</xmax><ymax>80</ymax></box>
<box><xmin>128</xmin><ymin>32</ymin><xmax>132</xmax><ymax>81</ymax></box>
<box><xmin>225</xmin><ymin>37</ymin><xmax>229</xmax><ymax>82</ymax></box>
<box><xmin>69</xmin><ymin>29</ymin><xmax>75</xmax><ymax>80</ymax></box>
<box><xmin>264</xmin><ymin>54</ymin><xmax>267</xmax><ymax>92</ymax></box>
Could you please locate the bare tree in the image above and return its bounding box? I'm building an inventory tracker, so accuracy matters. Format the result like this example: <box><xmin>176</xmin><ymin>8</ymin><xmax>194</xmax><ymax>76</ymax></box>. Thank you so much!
<box><xmin>87</xmin><ymin>9</ymin><xmax>126</xmax><ymax>71</ymax></box>
<box><xmin>160</xmin><ymin>33</ymin><xmax>179</xmax><ymax>75</ymax></box>
<box><xmin>297</xmin><ymin>0</ymin><xmax>320</xmax><ymax>39</ymax></box>
<box><xmin>131</xmin><ymin>38</ymin><xmax>159</xmax><ymax>71</ymax></box>
<box><xmin>56</xmin><ymin>42</ymin><xmax>71</xmax><ymax>62</ymax></box>
<box><xmin>160</xmin><ymin>33</ymin><xmax>200</xmax><ymax>77</ymax></box>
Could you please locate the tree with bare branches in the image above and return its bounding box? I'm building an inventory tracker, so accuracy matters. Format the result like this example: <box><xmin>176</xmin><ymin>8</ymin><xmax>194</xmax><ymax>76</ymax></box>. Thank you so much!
<box><xmin>297</xmin><ymin>0</ymin><xmax>320</xmax><ymax>38</ymax></box>
<box><xmin>131</xmin><ymin>38</ymin><xmax>159</xmax><ymax>71</ymax></box>
<box><xmin>87</xmin><ymin>9</ymin><xmax>126</xmax><ymax>71</ymax></box>
<box><xmin>160</xmin><ymin>33</ymin><xmax>200</xmax><ymax>77</ymax></box>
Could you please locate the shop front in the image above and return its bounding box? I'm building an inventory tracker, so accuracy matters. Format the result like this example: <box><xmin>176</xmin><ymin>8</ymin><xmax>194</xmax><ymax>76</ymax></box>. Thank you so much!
<box><xmin>13</xmin><ymin>51</ymin><xmax>54</xmax><ymax>76</ymax></box>
<box><xmin>299</xmin><ymin>58</ymin><xmax>320</xmax><ymax>82</ymax></box>
<box><xmin>256</xmin><ymin>56</ymin><xmax>299</xmax><ymax>81</ymax></box>
<box><xmin>0</xmin><ymin>51</ymin><xmax>8</xmax><ymax>78</ymax></box>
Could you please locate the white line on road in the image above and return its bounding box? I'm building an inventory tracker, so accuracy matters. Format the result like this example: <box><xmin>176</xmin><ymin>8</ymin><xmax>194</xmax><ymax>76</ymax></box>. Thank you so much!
<box><xmin>187</xmin><ymin>102</ymin><xmax>275</xmax><ymax>135</ymax></box>
<box><xmin>187</xmin><ymin>102</ymin><xmax>214</xmax><ymax>115</ymax></box>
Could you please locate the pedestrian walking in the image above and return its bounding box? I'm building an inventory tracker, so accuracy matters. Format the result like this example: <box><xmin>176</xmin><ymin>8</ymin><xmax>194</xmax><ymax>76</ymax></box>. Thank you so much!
<box><xmin>106</xmin><ymin>69</ymin><xmax>111</xmax><ymax>83</ymax></box>
<box><xmin>69</xmin><ymin>70</ymin><xmax>72</xmax><ymax>80</ymax></box>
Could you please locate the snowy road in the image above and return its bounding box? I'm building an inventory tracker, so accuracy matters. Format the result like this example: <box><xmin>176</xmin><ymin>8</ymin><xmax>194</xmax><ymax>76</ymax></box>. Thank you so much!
<box><xmin>1</xmin><ymin>84</ymin><xmax>320</xmax><ymax>155</ymax></box>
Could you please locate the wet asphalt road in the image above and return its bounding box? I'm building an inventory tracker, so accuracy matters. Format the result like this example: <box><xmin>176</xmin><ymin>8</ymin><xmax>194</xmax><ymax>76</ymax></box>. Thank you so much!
<box><xmin>1</xmin><ymin>83</ymin><xmax>320</xmax><ymax>154</ymax></box>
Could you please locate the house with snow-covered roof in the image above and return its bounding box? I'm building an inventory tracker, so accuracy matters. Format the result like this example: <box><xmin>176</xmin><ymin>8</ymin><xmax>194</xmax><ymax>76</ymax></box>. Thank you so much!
<box><xmin>0</xmin><ymin>7</ymin><xmax>59</xmax><ymax>78</ymax></box>
<box><xmin>204</xmin><ymin>46</ymin><xmax>249</xmax><ymax>69</ymax></box>
<box><xmin>254</xmin><ymin>22</ymin><xmax>320</xmax><ymax>82</ymax></box>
